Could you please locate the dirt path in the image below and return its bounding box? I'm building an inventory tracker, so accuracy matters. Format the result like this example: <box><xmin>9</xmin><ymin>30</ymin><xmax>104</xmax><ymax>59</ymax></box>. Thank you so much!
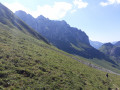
<box><xmin>113</xmin><ymin>84</ymin><xmax>119</xmax><ymax>90</ymax></box>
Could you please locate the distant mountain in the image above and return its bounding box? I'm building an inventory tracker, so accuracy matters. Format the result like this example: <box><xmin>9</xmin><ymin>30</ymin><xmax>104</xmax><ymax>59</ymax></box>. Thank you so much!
<box><xmin>114</xmin><ymin>41</ymin><xmax>120</xmax><ymax>47</ymax></box>
<box><xmin>99</xmin><ymin>43</ymin><xmax>114</xmax><ymax>56</ymax></box>
<box><xmin>15</xmin><ymin>10</ymin><xmax>106</xmax><ymax>59</ymax></box>
<box><xmin>112</xmin><ymin>41</ymin><xmax>118</xmax><ymax>44</ymax></box>
<box><xmin>99</xmin><ymin>43</ymin><xmax>120</xmax><ymax>63</ymax></box>
<box><xmin>90</xmin><ymin>40</ymin><xmax>103</xmax><ymax>49</ymax></box>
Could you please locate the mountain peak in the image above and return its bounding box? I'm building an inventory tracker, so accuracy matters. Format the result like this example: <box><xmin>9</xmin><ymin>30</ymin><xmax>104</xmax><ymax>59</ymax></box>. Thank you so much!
<box><xmin>37</xmin><ymin>15</ymin><xmax>49</xmax><ymax>21</ymax></box>
<box><xmin>15</xmin><ymin>10</ymin><xmax>34</xmax><ymax>19</ymax></box>
<box><xmin>103</xmin><ymin>43</ymin><xmax>114</xmax><ymax>47</ymax></box>
<box><xmin>0</xmin><ymin>2</ymin><xmax>4</xmax><ymax>6</ymax></box>
<box><xmin>99</xmin><ymin>43</ymin><xmax>114</xmax><ymax>56</ymax></box>
<box><xmin>60</xmin><ymin>20</ymin><xmax>69</xmax><ymax>26</ymax></box>
<box><xmin>15</xmin><ymin>10</ymin><xmax>27</xmax><ymax>15</ymax></box>
<box><xmin>115</xmin><ymin>41</ymin><xmax>120</xmax><ymax>47</ymax></box>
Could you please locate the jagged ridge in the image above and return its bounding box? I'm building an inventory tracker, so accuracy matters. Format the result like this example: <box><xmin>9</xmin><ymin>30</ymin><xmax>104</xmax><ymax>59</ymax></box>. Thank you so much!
<box><xmin>15</xmin><ymin>10</ymin><xmax>106</xmax><ymax>59</ymax></box>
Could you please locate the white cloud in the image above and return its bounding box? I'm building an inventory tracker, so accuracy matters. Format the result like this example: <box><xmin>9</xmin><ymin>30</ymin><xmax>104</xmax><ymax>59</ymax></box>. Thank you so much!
<box><xmin>100</xmin><ymin>0</ymin><xmax>120</xmax><ymax>6</ymax></box>
<box><xmin>3</xmin><ymin>1</ymin><xmax>89</xmax><ymax>19</ymax></box>
<box><xmin>3</xmin><ymin>2</ymin><xmax>72</xmax><ymax>20</ymax></box>
<box><xmin>3</xmin><ymin>2</ymin><xmax>30</xmax><ymax>13</ymax></box>
<box><xmin>73</xmin><ymin>0</ymin><xmax>88</xmax><ymax>8</ymax></box>
<box><xmin>71</xmin><ymin>9</ymin><xmax>77</xmax><ymax>13</ymax></box>
<box><xmin>31</xmin><ymin>2</ymin><xmax>72</xmax><ymax>19</ymax></box>
<box><xmin>100</xmin><ymin>2</ymin><xmax>109</xmax><ymax>6</ymax></box>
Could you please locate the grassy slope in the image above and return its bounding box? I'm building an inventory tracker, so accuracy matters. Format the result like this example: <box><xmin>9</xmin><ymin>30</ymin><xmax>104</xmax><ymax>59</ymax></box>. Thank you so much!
<box><xmin>0</xmin><ymin>23</ymin><xmax>120</xmax><ymax>90</ymax></box>
<box><xmin>0</xmin><ymin>3</ymin><xmax>48</xmax><ymax>45</ymax></box>
<box><xmin>58</xmin><ymin>45</ymin><xmax>120</xmax><ymax>74</ymax></box>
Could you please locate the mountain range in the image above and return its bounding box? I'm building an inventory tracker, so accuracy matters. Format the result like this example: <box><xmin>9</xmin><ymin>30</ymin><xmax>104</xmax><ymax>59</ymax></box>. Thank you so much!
<box><xmin>15</xmin><ymin>10</ymin><xmax>107</xmax><ymax>59</ymax></box>
<box><xmin>0</xmin><ymin>3</ymin><xmax>120</xmax><ymax>89</ymax></box>
<box><xmin>90</xmin><ymin>40</ymin><xmax>103</xmax><ymax>49</ymax></box>
<box><xmin>90</xmin><ymin>40</ymin><xmax>120</xmax><ymax>49</ymax></box>
<box><xmin>15</xmin><ymin>10</ymin><xmax>120</xmax><ymax>69</ymax></box>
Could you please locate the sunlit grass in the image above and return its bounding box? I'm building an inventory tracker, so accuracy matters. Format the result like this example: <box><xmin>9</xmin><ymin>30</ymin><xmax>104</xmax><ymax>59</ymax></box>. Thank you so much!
<box><xmin>0</xmin><ymin>23</ymin><xmax>120</xmax><ymax>89</ymax></box>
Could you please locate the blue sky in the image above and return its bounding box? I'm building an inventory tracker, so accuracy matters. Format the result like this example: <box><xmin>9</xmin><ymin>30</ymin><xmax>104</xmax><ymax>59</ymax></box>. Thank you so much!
<box><xmin>0</xmin><ymin>0</ymin><xmax>120</xmax><ymax>43</ymax></box>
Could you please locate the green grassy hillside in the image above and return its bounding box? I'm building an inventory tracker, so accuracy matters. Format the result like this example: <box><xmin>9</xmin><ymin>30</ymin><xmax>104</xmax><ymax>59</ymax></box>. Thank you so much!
<box><xmin>0</xmin><ymin>22</ymin><xmax>120</xmax><ymax>90</ymax></box>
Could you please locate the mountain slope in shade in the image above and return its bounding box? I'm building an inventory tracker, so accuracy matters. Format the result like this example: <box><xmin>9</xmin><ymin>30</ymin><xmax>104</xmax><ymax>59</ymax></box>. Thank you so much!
<box><xmin>99</xmin><ymin>43</ymin><xmax>120</xmax><ymax>63</ymax></box>
<box><xmin>99</xmin><ymin>43</ymin><xmax>114</xmax><ymax>56</ymax></box>
<box><xmin>90</xmin><ymin>40</ymin><xmax>103</xmax><ymax>49</ymax></box>
<box><xmin>15</xmin><ymin>10</ymin><xmax>107</xmax><ymax>59</ymax></box>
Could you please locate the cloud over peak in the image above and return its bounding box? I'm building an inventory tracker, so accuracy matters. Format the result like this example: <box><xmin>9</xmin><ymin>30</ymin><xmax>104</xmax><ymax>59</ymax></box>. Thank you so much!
<box><xmin>4</xmin><ymin>2</ymin><xmax>72</xmax><ymax>20</ymax></box>
<box><xmin>3</xmin><ymin>0</ymin><xmax>88</xmax><ymax>20</ymax></box>
<box><xmin>32</xmin><ymin>2</ymin><xmax>72</xmax><ymax>19</ymax></box>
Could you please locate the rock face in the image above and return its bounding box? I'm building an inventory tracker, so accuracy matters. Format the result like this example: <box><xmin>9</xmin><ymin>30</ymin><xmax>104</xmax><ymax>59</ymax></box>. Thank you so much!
<box><xmin>15</xmin><ymin>10</ymin><xmax>106</xmax><ymax>59</ymax></box>
<box><xmin>15</xmin><ymin>11</ymin><xmax>37</xmax><ymax>31</ymax></box>
<box><xmin>15</xmin><ymin>11</ymin><xmax>89</xmax><ymax>44</ymax></box>
<box><xmin>99</xmin><ymin>43</ymin><xmax>120</xmax><ymax>63</ymax></box>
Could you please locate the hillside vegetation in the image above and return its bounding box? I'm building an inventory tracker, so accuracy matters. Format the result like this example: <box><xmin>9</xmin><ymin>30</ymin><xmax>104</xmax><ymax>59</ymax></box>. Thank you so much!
<box><xmin>0</xmin><ymin>22</ymin><xmax>120</xmax><ymax>89</ymax></box>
